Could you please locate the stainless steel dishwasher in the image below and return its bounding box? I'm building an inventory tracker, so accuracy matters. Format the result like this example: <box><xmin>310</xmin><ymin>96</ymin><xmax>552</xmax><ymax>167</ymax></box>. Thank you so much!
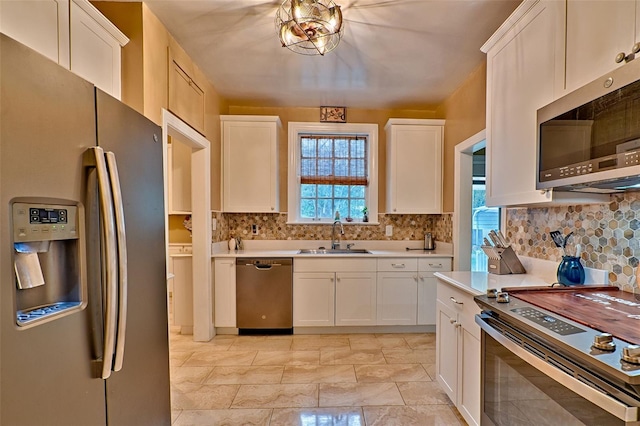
<box><xmin>235</xmin><ymin>258</ymin><xmax>293</xmax><ymax>333</ymax></box>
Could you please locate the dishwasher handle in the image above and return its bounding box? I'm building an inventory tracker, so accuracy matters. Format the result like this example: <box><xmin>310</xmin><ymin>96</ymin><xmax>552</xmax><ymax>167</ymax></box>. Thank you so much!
<box><xmin>243</xmin><ymin>262</ymin><xmax>283</xmax><ymax>269</ymax></box>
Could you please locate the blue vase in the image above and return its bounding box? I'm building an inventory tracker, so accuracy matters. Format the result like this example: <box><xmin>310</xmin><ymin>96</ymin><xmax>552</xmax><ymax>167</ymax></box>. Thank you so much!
<box><xmin>557</xmin><ymin>256</ymin><xmax>585</xmax><ymax>286</ymax></box>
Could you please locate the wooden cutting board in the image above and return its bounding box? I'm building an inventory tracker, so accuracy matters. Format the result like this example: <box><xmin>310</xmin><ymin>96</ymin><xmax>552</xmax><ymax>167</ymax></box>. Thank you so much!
<box><xmin>511</xmin><ymin>287</ymin><xmax>640</xmax><ymax>345</ymax></box>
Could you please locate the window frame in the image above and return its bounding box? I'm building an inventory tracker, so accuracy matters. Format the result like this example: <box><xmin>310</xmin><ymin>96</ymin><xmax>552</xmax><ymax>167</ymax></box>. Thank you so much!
<box><xmin>287</xmin><ymin>122</ymin><xmax>378</xmax><ymax>224</ymax></box>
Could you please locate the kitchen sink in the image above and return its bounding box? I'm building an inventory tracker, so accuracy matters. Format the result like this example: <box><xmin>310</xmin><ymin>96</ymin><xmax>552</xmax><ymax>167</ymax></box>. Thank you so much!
<box><xmin>298</xmin><ymin>248</ymin><xmax>371</xmax><ymax>255</ymax></box>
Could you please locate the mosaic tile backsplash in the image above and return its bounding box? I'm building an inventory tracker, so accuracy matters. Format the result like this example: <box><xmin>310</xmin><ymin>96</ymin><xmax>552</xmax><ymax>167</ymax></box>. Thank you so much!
<box><xmin>221</xmin><ymin>213</ymin><xmax>453</xmax><ymax>245</ymax></box>
<box><xmin>506</xmin><ymin>192</ymin><xmax>640</xmax><ymax>291</ymax></box>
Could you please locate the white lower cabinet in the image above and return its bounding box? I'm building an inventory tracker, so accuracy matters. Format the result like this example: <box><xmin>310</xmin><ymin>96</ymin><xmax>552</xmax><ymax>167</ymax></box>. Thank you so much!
<box><xmin>214</xmin><ymin>258</ymin><xmax>236</xmax><ymax>328</ymax></box>
<box><xmin>376</xmin><ymin>272</ymin><xmax>417</xmax><ymax>325</ymax></box>
<box><xmin>293</xmin><ymin>272</ymin><xmax>335</xmax><ymax>327</ymax></box>
<box><xmin>335</xmin><ymin>272</ymin><xmax>377</xmax><ymax>326</ymax></box>
<box><xmin>171</xmin><ymin>256</ymin><xmax>193</xmax><ymax>331</ymax></box>
<box><xmin>435</xmin><ymin>280</ymin><xmax>481</xmax><ymax>426</ymax></box>
<box><xmin>293</xmin><ymin>258</ymin><xmax>377</xmax><ymax>327</ymax></box>
<box><xmin>418</xmin><ymin>258</ymin><xmax>452</xmax><ymax>325</ymax></box>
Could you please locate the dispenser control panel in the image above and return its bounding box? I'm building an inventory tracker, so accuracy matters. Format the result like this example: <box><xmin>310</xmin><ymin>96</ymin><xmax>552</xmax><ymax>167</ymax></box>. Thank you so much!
<box><xmin>12</xmin><ymin>203</ymin><xmax>78</xmax><ymax>242</ymax></box>
<box><xmin>29</xmin><ymin>207</ymin><xmax>68</xmax><ymax>224</ymax></box>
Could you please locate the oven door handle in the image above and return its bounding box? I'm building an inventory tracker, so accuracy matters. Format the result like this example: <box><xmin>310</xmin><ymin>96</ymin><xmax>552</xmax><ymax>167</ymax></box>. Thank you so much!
<box><xmin>476</xmin><ymin>314</ymin><xmax>639</xmax><ymax>423</ymax></box>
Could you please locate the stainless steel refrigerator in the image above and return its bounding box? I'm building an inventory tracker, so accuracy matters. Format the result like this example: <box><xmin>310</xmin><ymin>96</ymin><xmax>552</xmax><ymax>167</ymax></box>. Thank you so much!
<box><xmin>0</xmin><ymin>34</ymin><xmax>171</xmax><ymax>425</ymax></box>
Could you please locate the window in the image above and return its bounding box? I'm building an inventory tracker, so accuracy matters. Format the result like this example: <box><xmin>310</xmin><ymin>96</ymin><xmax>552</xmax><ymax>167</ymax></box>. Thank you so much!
<box><xmin>288</xmin><ymin>122</ymin><xmax>378</xmax><ymax>224</ymax></box>
<box><xmin>300</xmin><ymin>134</ymin><xmax>367</xmax><ymax>220</ymax></box>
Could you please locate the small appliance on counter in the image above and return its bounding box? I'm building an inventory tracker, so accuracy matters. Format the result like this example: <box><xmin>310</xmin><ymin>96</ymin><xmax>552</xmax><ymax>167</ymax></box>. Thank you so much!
<box><xmin>424</xmin><ymin>232</ymin><xmax>435</xmax><ymax>250</ymax></box>
<box><xmin>481</xmin><ymin>229</ymin><xmax>526</xmax><ymax>275</ymax></box>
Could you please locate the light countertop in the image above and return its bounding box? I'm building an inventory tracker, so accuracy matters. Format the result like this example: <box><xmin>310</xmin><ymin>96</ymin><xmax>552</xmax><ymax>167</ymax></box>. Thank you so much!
<box><xmin>435</xmin><ymin>257</ymin><xmax>610</xmax><ymax>297</ymax></box>
<box><xmin>212</xmin><ymin>249</ymin><xmax>453</xmax><ymax>258</ymax></box>
<box><xmin>434</xmin><ymin>271</ymin><xmax>556</xmax><ymax>296</ymax></box>
<box><xmin>211</xmin><ymin>240</ymin><xmax>454</xmax><ymax>259</ymax></box>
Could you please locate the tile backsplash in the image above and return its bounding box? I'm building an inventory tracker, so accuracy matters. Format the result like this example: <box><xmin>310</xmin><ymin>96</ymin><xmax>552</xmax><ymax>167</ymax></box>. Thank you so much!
<box><xmin>506</xmin><ymin>192</ymin><xmax>640</xmax><ymax>291</ymax></box>
<box><xmin>222</xmin><ymin>213</ymin><xmax>453</xmax><ymax>245</ymax></box>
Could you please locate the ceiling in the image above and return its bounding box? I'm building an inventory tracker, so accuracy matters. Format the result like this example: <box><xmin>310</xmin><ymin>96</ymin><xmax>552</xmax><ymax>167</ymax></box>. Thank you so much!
<box><xmin>144</xmin><ymin>0</ymin><xmax>521</xmax><ymax>110</ymax></box>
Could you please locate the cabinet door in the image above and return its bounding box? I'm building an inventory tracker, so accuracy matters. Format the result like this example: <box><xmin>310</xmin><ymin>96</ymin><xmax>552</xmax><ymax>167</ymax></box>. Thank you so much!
<box><xmin>0</xmin><ymin>0</ymin><xmax>69</xmax><ymax>67</ymax></box>
<box><xmin>335</xmin><ymin>272</ymin><xmax>377</xmax><ymax>326</ymax></box>
<box><xmin>172</xmin><ymin>256</ymin><xmax>193</xmax><ymax>329</ymax></box>
<box><xmin>169</xmin><ymin>59</ymin><xmax>205</xmax><ymax>134</ymax></box>
<box><xmin>565</xmin><ymin>0</ymin><xmax>637</xmax><ymax>93</ymax></box>
<box><xmin>417</xmin><ymin>258</ymin><xmax>452</xmax><ymax>325</ymax></box>
<box><xmin>376</xmin><ymin>272</ymin><xmax>417</xmax><ymax>325</ymax></box>
<box><xmin>417</xmin><ymin>276</ymin><xmax>437</xmax><ymax>325</ymax></box>
<box><xmin>387</xmin><ymin>125</ymin><xmax>442</xmax><ymax>213</ymax></box>
<box><xmin>459</xmin><ymin>328</ymin><xmax>481</xmax><ymax>426</ymax></box>
<box><xmin>293</xmin><ymin>272</ymin><xmax>335</xmax><ymax>327</ymax></box>
<box><xmin>222</xmin><ymin>119</ymin><xmax>279</xmax><ymax>212</ymax></box>
<box><xmin>214</xmin><ymin>258</ymin><xmax>236</xmax><ymax>327</ymax></box>
<box><xmin>70</xmin><ymin>0</ymin><xmax>127</xmax><ymax>100</ymax></box>
<box><xmin>485</xmin><ymin>0</ymin><xmax>565</xmax><ymax>206</ymax></box>
<box><xmin>435</xmin><ymin>299</ymin><xmax>458</xmax><ymax>403</ymax></box>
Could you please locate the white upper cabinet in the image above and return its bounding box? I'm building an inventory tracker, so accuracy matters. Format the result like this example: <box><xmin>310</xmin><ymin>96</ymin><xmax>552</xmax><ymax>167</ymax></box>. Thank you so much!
<box><xmin>0</xmin><ymin>0</ymin><xmax>70</xmax><ymax>68</ymax></box>
<box><xmin>0</xmin><ymin>0</ymin><xmax>127</xmax><ymax>100</ymax></box>
<box><xmin>221</xmin><ymin>115</ymin><xmax>281</xmax><ymax>213</ymax></box>
<box><xmin>385</xmin><ymin>119</ymin><xmax>444</xmax><ymax>214</ymax></box>
<box><xmin>565</xmin><ymin>0</ymin><xmax>640</xmax><ymax>93</ymax></box>
<box><xmin>70</xmin><ymin>0</ymin><xmax>128</xmax><ymax>99</ymax></box>
<box><xmin>483</xmin><ymin>0</ymin><xmax>566</xmax><ymax>207</ymax></box>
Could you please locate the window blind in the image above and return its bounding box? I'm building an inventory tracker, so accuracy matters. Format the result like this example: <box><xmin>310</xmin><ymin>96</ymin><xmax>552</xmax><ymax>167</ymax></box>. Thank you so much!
<box><xmin>299</xmin><ymin>134</ymin><xmax>368</xmax><ymax>185</ymax></box>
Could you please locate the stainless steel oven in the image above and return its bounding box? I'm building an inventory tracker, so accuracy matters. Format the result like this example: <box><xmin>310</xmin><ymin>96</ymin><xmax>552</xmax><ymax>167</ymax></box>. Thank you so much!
<box><xmin>475</xmin><ymin>289</ymin><xmax>640</xmax><ymax>426</ymax></box>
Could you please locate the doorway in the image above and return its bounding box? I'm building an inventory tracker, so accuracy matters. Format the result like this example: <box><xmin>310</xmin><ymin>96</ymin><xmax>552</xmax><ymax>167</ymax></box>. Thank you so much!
<box><xmin>453</xmin><ymin>130</ymin><xmax>501</xmax><ymax>271</ymax></box>
<box><xmin>162</xmin><ymin>109</ymin><xmax>214</xmax><ymax>341</ymax></box>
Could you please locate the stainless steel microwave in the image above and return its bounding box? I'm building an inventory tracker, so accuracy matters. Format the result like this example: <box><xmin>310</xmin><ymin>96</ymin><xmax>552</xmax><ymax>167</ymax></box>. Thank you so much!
<box><xmin>537</xmin><ymin>58</ymin><xmax>640</xmax><ymax>193</ymax></box>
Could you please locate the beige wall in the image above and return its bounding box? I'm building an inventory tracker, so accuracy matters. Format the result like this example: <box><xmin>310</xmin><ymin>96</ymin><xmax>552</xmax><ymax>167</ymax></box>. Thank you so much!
<box><xmin>228</xmin><ymin>106</ymin><xmax>439</xmax><ymax>214</ymax></box>
<box><xmin>94</xmin><ymin>2</ymin><xmax>488</xmax><ymax>239</ymax></box>
<box><xmin>93</xmin><ymin>2</ymin><xmax>227</xmax><ymax>211</ymax></box>
<box><xmin>436</xmin><ymin>62</ymin><xmax>487</xmax><ymax>213</ymax></box>
<box><xmin>92</xmin><ymin>2</ymin><xmax>144</xmax><ymax>115</ymax></box>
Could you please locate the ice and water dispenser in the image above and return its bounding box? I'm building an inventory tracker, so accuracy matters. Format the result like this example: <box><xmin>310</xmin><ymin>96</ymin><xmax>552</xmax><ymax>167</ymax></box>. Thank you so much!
<box><xmin>11</xmin><ymin>200</ymin><xmax>86</xmax><ymax>327</ymax></box>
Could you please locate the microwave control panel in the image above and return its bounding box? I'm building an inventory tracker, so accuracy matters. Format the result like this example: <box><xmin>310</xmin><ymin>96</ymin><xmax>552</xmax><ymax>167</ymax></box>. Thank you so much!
<box><xmin>539</xmin><ymin>150</ymin><xmax>640</xmax><ymax>182</ymax></box>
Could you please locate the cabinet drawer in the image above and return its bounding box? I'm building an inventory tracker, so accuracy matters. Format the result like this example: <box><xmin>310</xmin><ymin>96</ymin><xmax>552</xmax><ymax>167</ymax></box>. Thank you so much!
<box><xmin>377</xmin><ymin>258</ymin><xmax>417</xmax><ymax>272</ymax></box>
<box><xmin>436</xmin><ymin>281</ymin><xmax>480</xmax><ymax>339</ymax></box>
<box><xmin>418</xmin><ymin>257</ymin><xmax>452</xmax><ymax>277</ymax></box>
<box><xmin>295</xmin><ymin>258</ymin><xmax>377</xmax><ymax>273</ymax></box>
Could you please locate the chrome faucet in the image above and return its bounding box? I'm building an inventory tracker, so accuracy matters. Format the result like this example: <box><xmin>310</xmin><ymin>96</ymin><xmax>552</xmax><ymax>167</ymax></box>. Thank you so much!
<box><xmin>331</xmin><ymin>219</ymin><xmax>344</xmax><ymax>249</ymax></box>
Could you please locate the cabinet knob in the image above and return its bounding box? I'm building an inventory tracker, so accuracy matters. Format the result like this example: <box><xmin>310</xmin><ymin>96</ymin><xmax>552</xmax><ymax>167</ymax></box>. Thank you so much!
<box><xmin>429</xmin><ymin>263</ymin><xmax>442</xmax><ymax>268</ymax></box>
<box><xmin>632</xmin><ymin>42</ymin><xmax>640</xmax><ymax>54</ymax></box>
<box><xmin>615</xmin><ymin>51</ymin><xmax>636</xmax><ymax>63</ymax></box>
<box><xmin>391</xmin><ymin>263</ymin><xmax>406</xmax><ymax>268</ymax></box>
<box><xmin>450</xmin><ymin>296</ymin><xmax>463</xmax><ymax>305</ymax></box>
<box><xmin>271</xmin><ymin>207</ymin><xmax>275</xmax><ymax>211</ymax></box>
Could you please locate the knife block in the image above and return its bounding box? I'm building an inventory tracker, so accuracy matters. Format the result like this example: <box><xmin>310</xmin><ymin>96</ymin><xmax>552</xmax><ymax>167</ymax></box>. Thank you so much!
<box><xmin>482</xmin><ymin>245</ymin><xmax>526</xmax><ymax>275</ymax></box>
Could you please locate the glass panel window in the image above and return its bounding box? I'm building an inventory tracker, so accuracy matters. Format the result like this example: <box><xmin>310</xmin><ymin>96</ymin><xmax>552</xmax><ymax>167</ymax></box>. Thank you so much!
<box><xmin>299</xmin><ymin>133</ymin><xmax>368</xmax><ymax>221</ymax></box>
<box><xmin>472</xmin><ymin>180</ymin><xmax>500</xmax><ymax>271</ymax></box>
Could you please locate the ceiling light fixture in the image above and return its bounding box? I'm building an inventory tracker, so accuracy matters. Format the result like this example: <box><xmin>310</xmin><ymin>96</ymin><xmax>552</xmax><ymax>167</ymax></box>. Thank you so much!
<box><xmin>275</xmin><ymin>0</ymin><xmax>343</xmax><ymax>56</ymax></box>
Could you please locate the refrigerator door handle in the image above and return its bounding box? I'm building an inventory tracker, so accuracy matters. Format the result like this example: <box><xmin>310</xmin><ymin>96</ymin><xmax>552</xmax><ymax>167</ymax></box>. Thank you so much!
<box><xmin>105</xmin><ymin>151</ymin><xmax>127</xmax><ymax>372</ymax></box>
<box><xmin>87</xmin><ymin>147</ymin><xmax>118</xmax><ymax>379</ymax></box>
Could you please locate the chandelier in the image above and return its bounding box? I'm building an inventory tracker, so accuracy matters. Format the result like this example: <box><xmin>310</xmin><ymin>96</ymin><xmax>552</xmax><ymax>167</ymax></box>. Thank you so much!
<box><xmin>275</xmin><ymin>0</ymin><xmax>344</xmax><ymax>56</ymax></box>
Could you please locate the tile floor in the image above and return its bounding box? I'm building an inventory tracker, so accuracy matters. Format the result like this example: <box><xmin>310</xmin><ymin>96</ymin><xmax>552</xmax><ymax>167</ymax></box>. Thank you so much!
<box><xmin>169</xmin><ymin>330</ymin><xmax>466</xmax><ymax>425</ymax></box>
